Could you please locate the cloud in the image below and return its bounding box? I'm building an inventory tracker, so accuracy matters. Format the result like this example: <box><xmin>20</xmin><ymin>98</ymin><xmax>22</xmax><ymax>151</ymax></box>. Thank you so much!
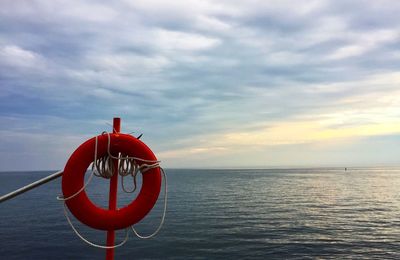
<box><xmin>156</xmin><ymin>71</ymin><xmax>400</xmax><ymax>166</ymax></box>
<box><xmin>327</xmin><ymin>29</ymin><xmax>398</xmax><ymax>60</ymax></box>
<box><xmin>152</xmin><ymin>29</ymin><xmax>221</xmax><ymax>51</ymax></box>
<box><xmin>1</xmin><ymin>45</ymin><xmax>38</xmax><ymax>65</ymax></box>
<box><xmin>0</xmin><ymin>45</ymin><xmax>49</xmax><ymax>77</ymax></box>
<box><xmin>0</xmin><ymin>0</ymin><xmax>399</xmax><ymax>169</ymax></box>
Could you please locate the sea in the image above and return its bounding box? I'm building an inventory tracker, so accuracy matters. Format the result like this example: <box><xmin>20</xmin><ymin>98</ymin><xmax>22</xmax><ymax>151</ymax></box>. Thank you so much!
<box><xmin>1</xmin><ymin>167</ymin><xmax>400</xmax><ymax>259</ymax></box>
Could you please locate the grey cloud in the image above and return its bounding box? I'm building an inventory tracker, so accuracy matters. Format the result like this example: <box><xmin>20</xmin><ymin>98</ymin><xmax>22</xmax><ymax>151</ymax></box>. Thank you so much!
<box><xmin>324</xmin><ymin>1</ymin><xmax>400</xmax><ymax>30</ymax></box>
<box><xmin>1</xmin><ymin>0</ymin><xmax>400</xmax><ymax>169</ymax></box>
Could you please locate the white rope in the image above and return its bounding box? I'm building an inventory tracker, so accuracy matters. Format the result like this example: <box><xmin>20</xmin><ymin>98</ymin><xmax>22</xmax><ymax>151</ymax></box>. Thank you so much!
<box><xmin>120</xmin><ymin>162</ymin><xmax>162</xmax><ymax>193</ymax></box>
<box><xmin>56</xmin><ymin>171</ymin><xmax>95</xmax><ymax>201</ymax></box>
<box><xmin>121</xmin><ymin>171</ymin><xmax>138</xmax><ymax>193</ymax></box>
<box><xmin>120</xmin><ymin>156</ymin><xmax>139</xmax><ymax>193</ymax></box>
<box><xmin>62</xmin><ymin>203</ymin><xmax>130</xmax><ymax>249</ymax></box>
<box><xmin>57</xmin><ymin>132</ymin><xmax>115</xmax><ymax>201</ymax></box>
<box><xmin>58</xmin><ymin>131</ymin><xmax>168</xmax><ymax>248</ymax></box>
<box><xmin>131</xmin><ymin>168</ymin><xmax>167</xmax><ymax>239</ymax></box>
<box><xmin>93</xmin><ymin>133</ymin><xmax>114</xmax><ymax>179</ymax></box>
<box><xmin>57</xmin><ymin>134</ymin><xmax>106</xmax><ymax>201</ymax></box>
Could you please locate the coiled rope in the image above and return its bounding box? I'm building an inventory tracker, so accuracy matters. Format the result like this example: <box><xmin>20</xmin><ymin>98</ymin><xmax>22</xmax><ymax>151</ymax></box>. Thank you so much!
<box><xmin>57</xmin><ymin>132</ymin><xmax>167</xmax><ymax>248</ymax></box>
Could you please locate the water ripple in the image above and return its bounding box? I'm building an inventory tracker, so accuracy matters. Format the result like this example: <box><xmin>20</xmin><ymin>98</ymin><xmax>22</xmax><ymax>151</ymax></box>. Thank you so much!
<box><xmin>1</xmin><ymin>168</ymin><xmax>400</xmax><ymax>259</ymax></box>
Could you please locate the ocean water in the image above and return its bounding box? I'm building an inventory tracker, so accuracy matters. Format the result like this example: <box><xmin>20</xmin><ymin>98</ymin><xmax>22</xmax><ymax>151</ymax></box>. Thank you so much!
<box><xmin>1</xmin><ymin>167</ymin><xmax>400</xmax><ymax>259</ymax></box>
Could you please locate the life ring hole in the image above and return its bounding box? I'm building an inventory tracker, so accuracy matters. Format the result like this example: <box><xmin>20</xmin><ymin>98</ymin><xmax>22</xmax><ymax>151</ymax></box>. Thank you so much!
<box><xmin>83</xmin><ymin>164</ymin><xmax>143</xmax><ymax>210</ymax></box>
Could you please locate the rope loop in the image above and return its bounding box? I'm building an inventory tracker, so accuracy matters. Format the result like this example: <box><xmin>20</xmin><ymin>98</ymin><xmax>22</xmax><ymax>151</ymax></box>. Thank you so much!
<box><xmin>93</xmin><ymin>132</ymin><xmax>161</xmax><ymax>179</ymax></box>
<box><xmin>93</xmin><ymin>155</ymin><xmax>114</xmax><ymax>179</ymax></box>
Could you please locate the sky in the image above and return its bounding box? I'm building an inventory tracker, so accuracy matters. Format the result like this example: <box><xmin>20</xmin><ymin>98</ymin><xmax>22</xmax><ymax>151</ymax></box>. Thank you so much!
<box><xmin>0</xmin><ymin>0</ymin><xmax>400</xmax><ymax>170</ymax></box>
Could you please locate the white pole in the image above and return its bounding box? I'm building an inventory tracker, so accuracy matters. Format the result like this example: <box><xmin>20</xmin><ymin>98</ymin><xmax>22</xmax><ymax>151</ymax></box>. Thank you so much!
<box><xmin>0</xmin><ymin>170</ymin><xmax>63</xmax><ymax>203</ymax></box>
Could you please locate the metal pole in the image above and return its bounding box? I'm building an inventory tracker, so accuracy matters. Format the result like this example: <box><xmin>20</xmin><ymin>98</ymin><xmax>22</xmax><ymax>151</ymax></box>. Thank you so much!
<box><xmin>106</xmin><ymin>117</ymin><xmax>120</xmax><ymax>260</ymax></box>
<box><xmin>0</xmin><ymin>170</ymin><xmax>63</xmax><ymax>203</ymax></box>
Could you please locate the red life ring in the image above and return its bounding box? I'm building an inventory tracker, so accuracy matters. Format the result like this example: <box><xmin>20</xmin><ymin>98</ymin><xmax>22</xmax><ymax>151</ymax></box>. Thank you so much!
<box><xmin>62</xmin><ymin>133</ymin><xmax>161</xmax><ymax>231</ymax></box>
